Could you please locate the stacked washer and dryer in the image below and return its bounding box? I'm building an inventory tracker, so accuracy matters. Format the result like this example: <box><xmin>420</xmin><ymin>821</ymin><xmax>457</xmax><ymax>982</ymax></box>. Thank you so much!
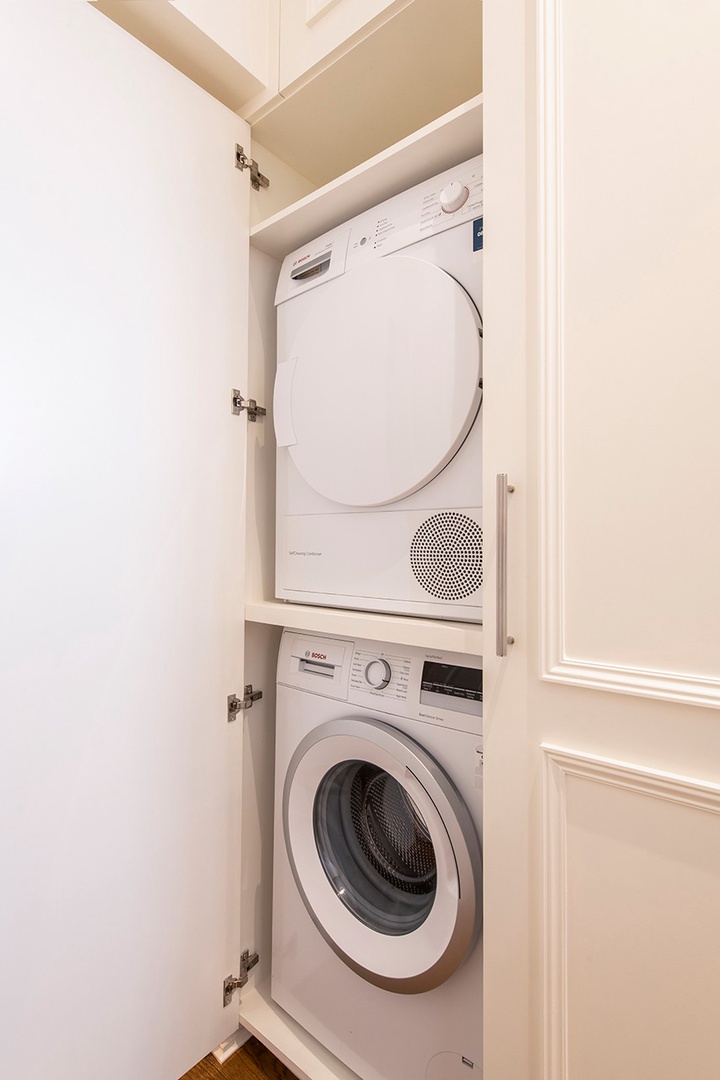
<box><xmin>271</xmin><ymin>159</ymin><xmax>484</xmax><ymax>1080</ymax></box>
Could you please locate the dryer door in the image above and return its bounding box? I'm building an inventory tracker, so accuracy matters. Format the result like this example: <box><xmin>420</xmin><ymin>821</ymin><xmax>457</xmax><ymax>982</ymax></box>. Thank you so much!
<box><xmin>283</xmin><ymin>717</ymin><xmax>482</xmax><ymax>994</ymax></box>
<box><xmin>274</xmin><ymin>256</ymin><xmax>482</xmax><ymax>507</ymax></box>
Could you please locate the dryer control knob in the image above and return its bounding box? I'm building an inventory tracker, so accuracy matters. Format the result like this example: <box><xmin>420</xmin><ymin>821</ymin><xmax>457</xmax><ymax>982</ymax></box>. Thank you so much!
<box><xmin>439</xmin><ymin>181</ymin><xmax>469</xmax><ymax>214</ymax></box>
<box><xmin>364</xmin><ymin>659</ymin><xmax>392</xmax><ymax>690</ymax></box>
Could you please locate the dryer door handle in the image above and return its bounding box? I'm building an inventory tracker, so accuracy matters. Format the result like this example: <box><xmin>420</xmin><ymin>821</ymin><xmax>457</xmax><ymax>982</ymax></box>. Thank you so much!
<box><xmin>273</xmin><ymin>356</ymin><xmax>298</xmax><ymax>447</ymax></box>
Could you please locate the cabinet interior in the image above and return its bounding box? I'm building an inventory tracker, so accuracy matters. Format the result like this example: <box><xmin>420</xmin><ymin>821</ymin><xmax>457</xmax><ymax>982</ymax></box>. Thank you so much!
<box><xmin>238</xmin><ymin>93</ymin><xmax>484</xmax><ymax>1076</ymax></box>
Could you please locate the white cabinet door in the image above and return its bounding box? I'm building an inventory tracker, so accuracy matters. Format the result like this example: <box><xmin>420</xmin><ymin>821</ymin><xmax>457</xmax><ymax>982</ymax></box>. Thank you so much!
<box><xmin>279</xmin><ymin>0</ymin><xmax>409</xmax><ymax>91</ymax></box>
<box><xmin>484</xmin><ymin>2</ymin><xmax>720</xmax><ymax>1078</ymax></box>
<box><xmin>0</xmin><ymin>7</ymin><xmax>250</xmax><ymax>1080</ymax></box>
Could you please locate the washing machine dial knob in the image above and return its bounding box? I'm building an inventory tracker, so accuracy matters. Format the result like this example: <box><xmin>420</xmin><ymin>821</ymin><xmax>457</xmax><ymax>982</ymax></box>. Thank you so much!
<box><xmin>364</xmin><ymin>658</ymin><xmax>392</xmax><ymax>690</ymax></box>
<box><xmin>439</xmin><ymin>181</ymin><xmax>469</xmax><ymax>214</ymax></box>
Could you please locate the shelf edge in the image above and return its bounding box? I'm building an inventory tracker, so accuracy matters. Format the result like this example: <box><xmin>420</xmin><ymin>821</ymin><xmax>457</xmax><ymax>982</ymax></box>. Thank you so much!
<box><xmin>250</xmin><ymin>93</ymin><xmax>483</xmax><ymax>261</ymax></box>
<box><xmin>238</xmin><ymin>984</ymin><xmax>361</xmax><ymax>1080</ymax></box>
<box><xmin>245</xmin><ymin>600</ymin><xmax>483</xmax><ymax>655</ymax></box>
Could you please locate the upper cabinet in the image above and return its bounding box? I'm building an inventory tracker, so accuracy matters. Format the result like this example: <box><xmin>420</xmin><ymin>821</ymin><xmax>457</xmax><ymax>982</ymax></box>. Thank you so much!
<box><xmin>277</xmin><ymin>0</ymin><xmax>410</xmax><ymax>92</ymax></box>
<box><xmin>252</xmin><ymin>0</ymin><xmax>481</xmax><ymax>190</ymax></box>
<box><xmin>92</xmin><ymin>0</ymin><xmax>277</xmax><ymax>111</ymax></box>
<box><xmin>92</xmin><ymin>0</ymin><xmax>482</xmax><ymax>196</ymax></box>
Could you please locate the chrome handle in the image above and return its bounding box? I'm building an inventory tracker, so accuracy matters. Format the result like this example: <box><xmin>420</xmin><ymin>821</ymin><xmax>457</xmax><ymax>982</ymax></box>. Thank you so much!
<box><xmin>496</xmin><ymin>474</ymin><xmax>515</xmax><ymax>657</ymax></box>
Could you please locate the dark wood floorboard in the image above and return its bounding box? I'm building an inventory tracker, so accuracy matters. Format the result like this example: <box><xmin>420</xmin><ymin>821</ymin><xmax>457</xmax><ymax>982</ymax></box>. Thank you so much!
<box><xmin>179</xmin><ymin>1037</ymin><xmax>299</xmax><ymax>1080</ymax></box>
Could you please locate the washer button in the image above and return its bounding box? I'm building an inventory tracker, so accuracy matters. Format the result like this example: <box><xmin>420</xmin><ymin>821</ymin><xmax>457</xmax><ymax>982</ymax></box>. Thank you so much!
<box><xmin>364</xmin><ymin>658</ymin><xmax>392</xmax><ymax>690</ymax></box>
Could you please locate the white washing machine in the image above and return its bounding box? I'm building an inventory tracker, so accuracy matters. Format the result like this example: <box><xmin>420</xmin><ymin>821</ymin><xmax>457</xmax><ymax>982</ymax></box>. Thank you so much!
<box><xmin>272</xmin><ymin>629</ymin><xmax>484</xmax><ymax>1080</ymax></box>
<box><xmin>273</xmin><ymin>156</ymin><xmax>483</xmax><ymax>622</ymax></box>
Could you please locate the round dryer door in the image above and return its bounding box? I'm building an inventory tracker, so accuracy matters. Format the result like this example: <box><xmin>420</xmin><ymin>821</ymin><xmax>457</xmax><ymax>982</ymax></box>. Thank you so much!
<box><xmin>274</xmin><ymin>256</ymin><xmax>482</xmax><ymax>507</ymax></box>
<box><xmin>283</xmin><ymin>717</ymin><xmax>482</xmax><ymax>994</ymax></box>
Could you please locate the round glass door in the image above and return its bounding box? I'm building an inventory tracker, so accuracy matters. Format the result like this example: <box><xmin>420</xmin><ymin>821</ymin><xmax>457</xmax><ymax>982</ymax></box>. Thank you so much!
<box><xmin>283</xmin><ymin>717</ymin><xmax>482</xmax><ymax>994</ymax></box>
<box><xmin>313</xmin><ymin>759</ymin><xmax>437</xmax><ymax>936</ymax></box>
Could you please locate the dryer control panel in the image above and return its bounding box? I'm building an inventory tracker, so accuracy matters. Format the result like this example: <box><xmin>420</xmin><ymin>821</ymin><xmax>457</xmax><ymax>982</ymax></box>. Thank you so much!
<box><xmin>275</xmin><ymin>154</ymin><xmax>483</xmax><ymax>306</ymax></box>
<box><xmin>346</xmin><ymin>157</ymin><xmax>483</xmax><ymax>270</ymax></box>
<box><xmin>277</xmin><ymin>630</ymin><xmax>482</xmax><ymax>736</ymax></box>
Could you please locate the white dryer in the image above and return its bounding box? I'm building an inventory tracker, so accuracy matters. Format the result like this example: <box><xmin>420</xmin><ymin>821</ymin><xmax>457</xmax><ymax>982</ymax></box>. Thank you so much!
<box><xmin>273</xmin><ymin>157</ymin><xmax>483</xmax><ymax>622</ymax></box>
<box><xmin>273</xmin><ymin>630</ymin><xmax>484</xmax><ymax>1080</ymax></box>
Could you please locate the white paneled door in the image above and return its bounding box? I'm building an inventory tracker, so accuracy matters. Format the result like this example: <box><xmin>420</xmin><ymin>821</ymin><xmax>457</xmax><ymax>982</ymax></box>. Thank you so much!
<box><xmin>484</xmin><ymin>2</ymin><xmax>720</xmax><ymax>1079</ymax></box>
<box><xmin>0</xmin><ymin>7</ymin><xmax>249</xmax><ymax>1080</ymax></box>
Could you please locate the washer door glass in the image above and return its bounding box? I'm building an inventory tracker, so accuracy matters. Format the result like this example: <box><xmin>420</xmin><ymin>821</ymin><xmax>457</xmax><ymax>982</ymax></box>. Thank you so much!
<box><xmin>283</xmin><ymin>717</ymin><xmax>482</xmax><ymax>994</ymax></box>
<box><xmin>313</xmin><ymin>760</ymin><xmax>437</xmax><ymax>936</ymax></box>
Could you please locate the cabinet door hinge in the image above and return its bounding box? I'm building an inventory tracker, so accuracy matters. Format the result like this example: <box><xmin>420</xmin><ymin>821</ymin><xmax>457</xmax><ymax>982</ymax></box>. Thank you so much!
<box><xmin>227</xmin><ymin>685</ymin><xmax>263</xmax><ymax>721</ymax></box>
<box><xmin>232</xmin><ymin>389</ymin><xmax>266</xmax><ymax>421</ymax></box>
<box><xmin>235</xmin><ymin>144</ymin><xmax>269</xmax><ymax>191</ymax></box>
<box><xmin>223</xmin><ymin>950</ymin><xmax>259</xmax><ymax>1006</ymax></box>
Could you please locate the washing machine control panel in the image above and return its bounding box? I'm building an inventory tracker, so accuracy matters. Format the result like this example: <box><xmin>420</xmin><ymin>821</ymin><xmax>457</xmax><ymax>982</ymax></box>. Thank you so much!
<box><xmin>351</xmin><ymin>648</ymin><xmax>410</xmax><ymax>700</ymax></box>
<box><xmin>347</xmin><ymin>638</ymin><xmax>482</xmax><ymax>735</ymax></box>
<box><xmin>278</xmin><ymin>631</ymin><xmax>483</xmax><ymax>735</ymax></box>
<box><xmin>363</xmin><ymin>658</ymin><xmax>392</xmax><ymax>689</ymax></box>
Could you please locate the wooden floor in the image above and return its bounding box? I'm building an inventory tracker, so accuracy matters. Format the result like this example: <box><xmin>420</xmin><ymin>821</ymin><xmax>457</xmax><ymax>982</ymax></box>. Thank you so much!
<box><xmin>179</xmin><ymin>1038</ymin><xmax>298</xmax><ymax>1080</ymax></box>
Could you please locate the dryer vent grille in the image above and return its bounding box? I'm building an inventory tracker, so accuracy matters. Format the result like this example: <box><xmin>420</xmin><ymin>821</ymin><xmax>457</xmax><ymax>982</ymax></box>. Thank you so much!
<box><xmin>410</xmin><ymin>512</ymin><xmax>483</xmax><ymax>601</ymax></box>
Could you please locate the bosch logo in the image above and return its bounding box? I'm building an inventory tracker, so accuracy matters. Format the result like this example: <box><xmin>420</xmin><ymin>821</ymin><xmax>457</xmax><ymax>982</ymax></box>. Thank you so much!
<box><xmin>304</xmin><ymin>650</ymin><xmax>328</xmax><ymax>660</ymax></box>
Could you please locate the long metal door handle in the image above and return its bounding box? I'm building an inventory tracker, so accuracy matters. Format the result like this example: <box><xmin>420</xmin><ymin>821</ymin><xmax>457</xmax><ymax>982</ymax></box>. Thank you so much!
<box><xmin>496</xmin><ymin>474</ymin><xmax>515</xmax><ymax>657</ymax></box>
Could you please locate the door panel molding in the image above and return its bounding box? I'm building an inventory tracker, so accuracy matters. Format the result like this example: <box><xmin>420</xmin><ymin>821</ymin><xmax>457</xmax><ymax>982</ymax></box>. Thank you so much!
<box><xmin>543</xmin><ymin>744</ymin><xmax>720</xmax><ymax>1080</ymax></box>
<box><xmin>537</xmin><ymin>0</ymin><xmax>720</xmax><ymax>708</ymax></box>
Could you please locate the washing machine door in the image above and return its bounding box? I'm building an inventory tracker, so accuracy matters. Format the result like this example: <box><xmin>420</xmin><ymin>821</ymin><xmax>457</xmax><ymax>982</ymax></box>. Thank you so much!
<box><xmin>273</xmin><ymin>256</ymin><xmax>482</xmax><ymax>508</ymax></box>
<box><xmin>283</xmin><ymin>717</ymin><xmax>482</xmax><ymax>994</ymax></box>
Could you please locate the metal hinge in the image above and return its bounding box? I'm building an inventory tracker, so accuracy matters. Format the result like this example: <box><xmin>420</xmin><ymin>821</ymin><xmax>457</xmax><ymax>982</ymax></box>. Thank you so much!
<box><xmin>232</xmin><ymin>389</ymin><xmax>266</xmax><ymax>421</ymax></box>
<box><xmin>223</xmin><ymin>949</ymin><xmax>259</xmax><ymax>1006</ymax></box>
<box><xmin>227</xmin><ymin>685</ymin><xmax>263</xmax><ymax>721</ymax></box>
<box><xmin>235</xmin><ymin>144</ymin><xmax>269</xmax><ymax>191</ymax></box>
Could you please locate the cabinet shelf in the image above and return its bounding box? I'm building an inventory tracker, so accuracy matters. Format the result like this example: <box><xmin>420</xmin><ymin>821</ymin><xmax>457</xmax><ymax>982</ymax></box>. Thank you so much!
<box><xmin>245</xmin><ymin>599</ymin><xmax>483</xmax><ymax>655</ymax></box>
<box><xmin>250</xmin><ymin>93</ymin><xmax>483</xmax><ymax>262</ymax></box>
<box><xmin>239</xmin><ymin>984</ymin><xmax>359</xmax><ymax>1080</ymax></box>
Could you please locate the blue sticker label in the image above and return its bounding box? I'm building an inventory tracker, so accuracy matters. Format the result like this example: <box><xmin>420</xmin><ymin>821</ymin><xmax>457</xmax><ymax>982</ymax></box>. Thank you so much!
<box><xmin>473</xmin><ymin>216</ymin><xmax>483</xmax><ymax>251</ymax></box>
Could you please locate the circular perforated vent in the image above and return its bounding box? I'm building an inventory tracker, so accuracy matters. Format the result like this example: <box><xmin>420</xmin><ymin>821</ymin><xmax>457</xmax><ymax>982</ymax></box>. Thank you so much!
<box><xmin>410</xmin><ymin>513</ymin><xmax>483</xmax><ymax>601</ymax></box>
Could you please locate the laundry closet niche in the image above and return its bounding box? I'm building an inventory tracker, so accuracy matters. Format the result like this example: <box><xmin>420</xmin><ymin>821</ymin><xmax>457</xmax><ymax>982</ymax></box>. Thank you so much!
<box><xmin>226</xmin><ymin>30</ymin><xmax>484</xmax><ymax>1072</ymax></box>
<box><xmin>238</xmin><ymin>93</ymin><xmax>484</xmax><ymax>1075</ymax></box>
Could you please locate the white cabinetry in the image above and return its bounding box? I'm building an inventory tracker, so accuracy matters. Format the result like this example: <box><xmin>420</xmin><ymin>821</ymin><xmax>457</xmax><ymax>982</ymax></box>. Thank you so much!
<box><xmin>483</xmin><ymin>3</ymin><xmax>720</xmax><ymax>1079</ymax></box>
<box><xmin>91</xmin><ymin>0</ymin><xmax>482</xmax><ymax>198</ymax></box>
<box><xmin>0</xmin><ymin>8</ymin><xmax>250</xmax><ymax>1080</ymax></box>
<box><xmin>278</xmin><ymin>0</ymin><xmax>407</xmax><ymax>91</ymax></box>
<box><xmin>9</xmin><ymin>1</ymin><xmax>720</xmax><ymax>1078</ymax></box>
<box><xmin>0</xmin><ymin>7</ymin><xmax>483</xmax><ymax>1079</ymax></box>
<box><xmin>92</xmin><ymin>0</ymin><xmax>277</xmax><ymax>111</ymax></box>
